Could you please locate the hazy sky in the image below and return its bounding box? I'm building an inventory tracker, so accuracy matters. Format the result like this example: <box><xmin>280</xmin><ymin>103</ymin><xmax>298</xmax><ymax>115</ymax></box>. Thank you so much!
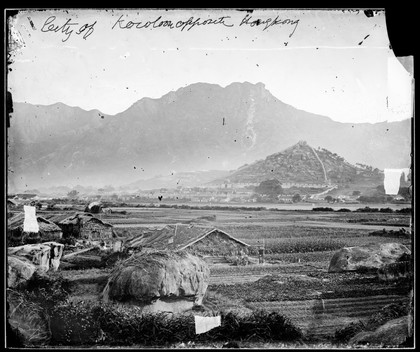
<box><xmin>8</xmin><ymin>8</ymin><xmax>412</xmax><ymax>124</ymax></box>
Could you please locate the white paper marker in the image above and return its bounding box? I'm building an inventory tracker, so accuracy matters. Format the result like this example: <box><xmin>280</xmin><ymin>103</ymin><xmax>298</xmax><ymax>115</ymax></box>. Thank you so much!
<box><xmin>23</xmin><ymin>205</ymin><xmax>39</xmax><ymax>232</ymax></box>
<box><xmin>194</xmin><ymin>315</ymin><xmax>221</xmax><ymax>334</ymax></box>
<box><xmin>383</xmin><ymin>169</ymin><xmax>408</xmax><ymax>195</ymax></box>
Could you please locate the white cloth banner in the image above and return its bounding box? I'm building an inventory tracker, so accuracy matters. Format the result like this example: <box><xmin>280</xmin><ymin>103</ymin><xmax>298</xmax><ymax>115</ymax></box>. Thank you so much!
<box><xmin>384</xmin><ymin>169</ymin><xmax>409</xmax><ymax>195</ymax></box>
<box><xmin>194</xmin><ymin>315</ymin><xmax>221</xmax><ymax>334</ymax></box>
<box><xmin>23</xmin><ymin>205</ymin><xmax>39</xmax><ymax>233</ymax></box>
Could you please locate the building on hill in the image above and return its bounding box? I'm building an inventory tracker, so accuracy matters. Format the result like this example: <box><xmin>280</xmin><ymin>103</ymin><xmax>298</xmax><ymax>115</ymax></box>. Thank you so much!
<box><xmin>124</xmin><ymin>224</ymin><xmax>250</xmax><ymax>260</ymax></box>
<box><xmin>7</xmin><ymin>213</ymin><xmax>63</xmax><ymax>245</ymax></box>
<box><xmin>58</xmin><ymin>212</ymin><xmax>116</xmax><ymax>242</ymax></box>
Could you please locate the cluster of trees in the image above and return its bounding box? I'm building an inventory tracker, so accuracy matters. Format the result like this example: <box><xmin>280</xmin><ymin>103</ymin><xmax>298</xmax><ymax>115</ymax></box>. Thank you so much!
<box><xmin>254</xmin><ymin>180</ymin><xmax>302</xmax><ymax>203</ymax></box>
<box><xmin>324</xmin><ymin>195</ymin><xmax>338</xmax><ymax>203</ymax></box>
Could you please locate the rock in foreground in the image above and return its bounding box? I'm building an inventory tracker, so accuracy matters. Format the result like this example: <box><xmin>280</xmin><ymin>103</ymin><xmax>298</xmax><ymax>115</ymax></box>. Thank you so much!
<box><xmin>8</xmin><ymin>242</ymin><xmax>64</xmax><ymax>273</ymax></box>
<box><xmin>103</xmin><ymin>250</ymin><xmax>210</xmax><ymax>313</ymax></box>
<box><xmin>8</xmin><ymin>244</ymin><xmax>51</xmax><ymax>272</ymax></box>
<box><xmin>7</xmin><ymin>256</ymin><xmax>37</xmax><ymax>288</ymax></box>
<box><xmin>349</xmin><ymin>316</ymin><xmax>409</xmax><ymax>347</ymax></box>
<box><xmin>328</xmin><ymin>243</ymin><xmax>411</xmax><ymax>273</ymax></box>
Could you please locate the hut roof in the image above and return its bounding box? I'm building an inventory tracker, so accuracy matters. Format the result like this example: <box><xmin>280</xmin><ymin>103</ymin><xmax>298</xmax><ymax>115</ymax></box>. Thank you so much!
<box><xmin>8</xmin><ymin>213</ymin><xmax>62</xmax><ymax>233</ymax></box>
<box><xmin>126</xmin><ymin>224</ymin><xmax>249</xmax><ymax>251</ymax></box>
<box><xmin>8</xmin><ymin>212</ymin><xmax>25</xmax><ymax>228</ymax></box>
<box><xmin>46</xmin><ymin>213</ymin><xmax>74</xmax><ymax>224</ymax></box>
<box><xmin>7</xmin><ymin>199</ymin><xmax>19</xmax><ymax>206</ymax></box>
<box><xmin>59</xmin><ymin>212</ymin><xmax>113</xmax><ymax>227</ymax></box>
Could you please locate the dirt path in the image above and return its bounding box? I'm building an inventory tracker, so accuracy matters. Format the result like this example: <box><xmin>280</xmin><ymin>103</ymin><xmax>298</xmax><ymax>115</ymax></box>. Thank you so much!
<box><xmin>310</xmin><ymin>145</ymin><xmax>328</xmax><ymax>184</ymax></box>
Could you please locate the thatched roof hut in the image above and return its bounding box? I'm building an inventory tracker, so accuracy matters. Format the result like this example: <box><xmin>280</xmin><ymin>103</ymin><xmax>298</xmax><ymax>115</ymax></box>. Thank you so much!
<box><xmin>102</xmin><ymin>249</ymin><xmax>210</xmax><ymax>313</ymax></box>
<box><xmin>58</xmin><ymin>213</ymin><xmax>116</xmax><ymax>242</ymax></box>
<box><xmin>124</xmin><ymin>224</ymin><xmax>250</xmax><ymax>257</ymax></box>
<box><xmin>7</xmin><ymin>214</ymin><xmax>63</xmax><ymax>245</ymax></box>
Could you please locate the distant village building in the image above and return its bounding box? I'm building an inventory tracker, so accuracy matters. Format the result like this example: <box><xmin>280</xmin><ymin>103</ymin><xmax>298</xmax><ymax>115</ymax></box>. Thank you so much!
<box><xmin>124</xmin><ymin>224</ymin><xmax>250</xmax><ymax>261</ymax></box>
<box><xmin>7</xmin><ymin>213</ymin><xmax>63</xmax><ymax>246</ymax></box>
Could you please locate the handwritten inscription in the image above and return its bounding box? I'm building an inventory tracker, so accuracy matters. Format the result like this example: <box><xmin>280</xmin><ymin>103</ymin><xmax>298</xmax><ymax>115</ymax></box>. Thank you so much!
<box><xmin>40</xmin><ymin>13</ymin><xmax>301</xmax><ymax>42</ymax></box>
<box><xmin>41</xmin><ymin>16</ymin><xmax>97</xmax><ymax>42</ymax></box>
<box><xmin>239</xmin><ymin>14</ymin><xmax>300</xmax><ymax>37</ymax></box>
<box><xmin>112</xmin><ymin>15</ymin><xmax>234</xmax><ymax>31</ymax></box>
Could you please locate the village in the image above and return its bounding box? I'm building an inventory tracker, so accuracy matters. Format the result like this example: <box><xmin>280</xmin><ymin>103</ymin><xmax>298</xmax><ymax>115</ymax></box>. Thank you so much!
<box><xmin>8</xmin><ymin>179</ymin><xmax>407</xmax><ymax>208</ymax></box>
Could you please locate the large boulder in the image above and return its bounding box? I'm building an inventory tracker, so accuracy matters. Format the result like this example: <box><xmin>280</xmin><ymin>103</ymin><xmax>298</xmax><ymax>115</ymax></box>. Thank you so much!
<box><xmin>8</xmin><ymin>242</ymin><xmax>65</xmax><ymax>273</ymax></box>
<box><xmin>328</xmin><ymin>243</ymin><xmax>411</xmax><ymax>273</ymax></box>
<box><xmin>103</xmin><ymin>250</ymin><xmax>210</xmax><ymax>313</ymax></box>
<box><xmin>349</xmin><ymin>316</ymin><xmax>409</xmax><ymax>347</ymax></box>
<box><xmin>7</xmin><ymin>256</ymin><xmax>36</xmax><ymax>288</ymax></box>
<box><xmin>8</xmin><ymin>244</ymin><xmax>51</xmax><ymax>272</ymax></box>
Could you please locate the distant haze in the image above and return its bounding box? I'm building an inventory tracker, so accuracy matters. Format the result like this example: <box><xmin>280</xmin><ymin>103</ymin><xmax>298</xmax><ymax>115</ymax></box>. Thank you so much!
<box><xmin>8</xmin><ymin>82</ymin><xmax>411</xmax><ymax>192</ymax></box>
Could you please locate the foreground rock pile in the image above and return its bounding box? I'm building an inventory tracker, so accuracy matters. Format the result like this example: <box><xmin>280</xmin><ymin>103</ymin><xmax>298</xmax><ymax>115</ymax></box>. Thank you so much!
<box><xmin>7</xmin><ymin>242</ymin><xmax>64</xmax><ymax>288</ymax></box>
<box><xmin>103</xmin><ymin>249</ymin><xmax>210</xmax><ymax>312</ymax></box>
<box><xmin>328</xmin><ymin>242</ymin><xmax>411</xmax><ymax>273</ymax></box>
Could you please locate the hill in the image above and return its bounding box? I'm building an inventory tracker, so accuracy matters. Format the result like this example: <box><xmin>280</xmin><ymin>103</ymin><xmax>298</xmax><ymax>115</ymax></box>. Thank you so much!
<box><xmin>212</xmin><ymin>141</ymin><xmax>384</xmax><ymax>187</ymax></box>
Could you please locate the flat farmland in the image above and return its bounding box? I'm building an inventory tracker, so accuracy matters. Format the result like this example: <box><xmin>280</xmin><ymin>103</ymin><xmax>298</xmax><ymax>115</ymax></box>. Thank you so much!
<box><xmin>43</xmin><ymin>205</ymin><xmax>412</xmax><ymax>343</ymax></box>
<box><xmin>106</xmin><ymin>206</ymin><xmax>412</xmax><ymax>341</ymax></box>
<box><xmin>102</xmin><ymin>207</ymin><xmax>411</xmax><ymax>267</ymax></box>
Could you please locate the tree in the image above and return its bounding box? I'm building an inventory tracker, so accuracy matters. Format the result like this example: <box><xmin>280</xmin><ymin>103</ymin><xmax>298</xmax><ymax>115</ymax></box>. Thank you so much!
<box><xmin>324</xmin><ymin>195</ymin><xmax>333</xmax><ymax>203</ymax></box>
<box><xmin>67</xmin><ymin>190</ymin><xmax>79</xmax><ymax>198</ymax></box>
<box><xmin>352</xmin><ymin>190</ymin><xmax>361</xmax><ymax>196</ymax></box>
<box><xmin>292</xmin><ymin>194</ymin><xmax>302</xmax><ymax>203</ymax></box>
<box><xmin>254</xmin><ymin>179</ymin><xmax>283</xmax><ymax>200</ymax></box>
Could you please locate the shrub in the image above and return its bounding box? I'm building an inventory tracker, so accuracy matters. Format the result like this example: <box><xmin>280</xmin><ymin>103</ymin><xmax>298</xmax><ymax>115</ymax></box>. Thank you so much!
<box><xmin>396</xmin><ymin>208</ymin><xmax>412</xmax><ymax>214</ymax></box>
<box><xmin>336</xmin><ymin>208</ymin><xmax>351</xmax><ymax>212</ymax></box>
<box><xmin>24</xmin><ymin>272</ymin><xmax>71</xmax><ymax>310</ymax></box>
<box><xmin>355</xmin><ymin>207</ymin><xmax>379</xmax><ymax>213</ymax></box>
<box><xmin>47</xmin><ymin>303</ymin><xmax>302</xmax><ymax>346</ymax></box>
<box><xmin>312</xmin><ymin>207</ymin><xmax>334</xmax><ymax>212</ymax></box>
<box><xmin>50</xmin><ymin>302</ymin><xmax>102</xmax><ymax>346</ymax></box>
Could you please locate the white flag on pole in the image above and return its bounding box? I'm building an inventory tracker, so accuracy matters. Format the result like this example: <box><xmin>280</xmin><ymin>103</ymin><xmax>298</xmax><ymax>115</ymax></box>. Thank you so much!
<box><xmin>194</xmin><ymin>315</ymin><xmax>221</xmax><ymax>334</ymax></box>
<box><xmin>23</xmin><ymin>205</ymin><xmax>39</xmax><ymax>233</ymax></box>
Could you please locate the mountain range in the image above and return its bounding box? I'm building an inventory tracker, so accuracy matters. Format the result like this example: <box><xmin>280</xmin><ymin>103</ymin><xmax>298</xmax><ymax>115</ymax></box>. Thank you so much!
<box><xmin>7</xmin><ymin>82</ymin><xmax>411</xmax><ymax>192</ymax></box>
